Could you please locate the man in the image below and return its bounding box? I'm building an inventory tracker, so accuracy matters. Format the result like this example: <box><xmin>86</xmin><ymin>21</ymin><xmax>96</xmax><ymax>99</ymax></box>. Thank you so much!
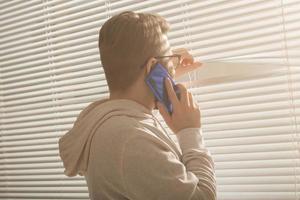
<box><xmin>58</xmin><ymin>11</ymin><xmax>217</xmax><ymax>200</ymax></box>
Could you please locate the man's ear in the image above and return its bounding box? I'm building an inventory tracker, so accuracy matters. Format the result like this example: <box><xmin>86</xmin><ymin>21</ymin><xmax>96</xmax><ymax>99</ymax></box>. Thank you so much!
<box><xmin>145</xmin><ymin>58</ymin><xmax>157</xmax><ymax>75</ymax></box>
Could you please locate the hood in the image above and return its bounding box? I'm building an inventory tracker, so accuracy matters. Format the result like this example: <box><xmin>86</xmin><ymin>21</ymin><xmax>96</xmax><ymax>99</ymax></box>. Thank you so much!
<box><xmin>58</xmin><ymin>97</ymin><xmax>155</xmax><ymax>177</ymax></box>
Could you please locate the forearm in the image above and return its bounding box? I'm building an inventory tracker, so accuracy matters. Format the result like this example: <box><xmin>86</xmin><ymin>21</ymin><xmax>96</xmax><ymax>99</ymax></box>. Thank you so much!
<box><xmin>176</xmin><ymin>128</ymin><xmax>217</xmax><ymax>200</ymax></box>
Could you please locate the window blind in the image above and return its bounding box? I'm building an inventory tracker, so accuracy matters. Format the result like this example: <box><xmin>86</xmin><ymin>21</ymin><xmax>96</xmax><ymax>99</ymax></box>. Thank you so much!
<box><xmin>0</xmin><ymin>0</ymin><xmax>299</xmax><ymax>200</ymax></box>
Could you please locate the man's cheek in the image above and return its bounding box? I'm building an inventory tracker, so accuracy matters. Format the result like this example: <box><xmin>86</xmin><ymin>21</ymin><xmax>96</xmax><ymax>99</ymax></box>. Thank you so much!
<box><xmin>169</xmin><ymin>67</ymin><xmax>175</xmax><ymax>78</ymax></box>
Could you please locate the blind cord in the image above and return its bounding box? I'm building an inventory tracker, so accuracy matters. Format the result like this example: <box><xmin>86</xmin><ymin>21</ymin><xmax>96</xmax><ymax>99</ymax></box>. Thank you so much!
<box><xmin>279</xmin><ymin>1</ymin><xmax>299</xmax><ymax>199</ymax></box>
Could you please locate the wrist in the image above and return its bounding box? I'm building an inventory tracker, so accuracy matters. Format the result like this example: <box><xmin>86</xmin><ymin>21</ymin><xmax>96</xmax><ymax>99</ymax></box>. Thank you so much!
<box><xmin>175</xmin><ymin>128</ymin><xmax>205</xmax><ymax>152</ymax></box>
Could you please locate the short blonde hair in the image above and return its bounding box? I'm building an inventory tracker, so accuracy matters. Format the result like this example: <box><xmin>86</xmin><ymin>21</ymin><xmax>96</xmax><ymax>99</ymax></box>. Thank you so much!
<box><xmin>98</xmin><ymin>11</ymin><xmax>170</xmax><ymax>92</ymax></box>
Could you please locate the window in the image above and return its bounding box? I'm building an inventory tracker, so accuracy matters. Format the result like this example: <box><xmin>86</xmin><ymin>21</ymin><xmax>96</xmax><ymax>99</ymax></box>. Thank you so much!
<box><xmin>0</xmin><ymin>0</ymin><xmax>299</xmax><ymax>199</ymax></box>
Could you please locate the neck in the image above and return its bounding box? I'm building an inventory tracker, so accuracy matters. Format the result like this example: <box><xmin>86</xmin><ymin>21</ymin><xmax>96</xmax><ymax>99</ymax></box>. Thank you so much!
<box><xmin>109</xmin><ymin>89</ymin><xmax>155</xmax><ymax>112</ymax></box>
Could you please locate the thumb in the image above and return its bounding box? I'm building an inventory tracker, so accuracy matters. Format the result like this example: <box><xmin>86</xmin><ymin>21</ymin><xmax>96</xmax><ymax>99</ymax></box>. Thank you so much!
<box><xmin>157</xmin><ymin>101</ymin><xmax>171</xmax><ymax>124</ymax></box>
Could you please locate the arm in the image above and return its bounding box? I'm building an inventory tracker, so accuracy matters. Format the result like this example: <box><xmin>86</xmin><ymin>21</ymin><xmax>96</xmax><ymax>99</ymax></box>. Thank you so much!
<box><xmin>176</xmin><ymin>127</ymin><xmax>217</xmax><ymax>200</ymax></box>
<box><xmin>121</xmin><ymin>128</ymin><xmax>216</xmax><ymax>200</ymax></box>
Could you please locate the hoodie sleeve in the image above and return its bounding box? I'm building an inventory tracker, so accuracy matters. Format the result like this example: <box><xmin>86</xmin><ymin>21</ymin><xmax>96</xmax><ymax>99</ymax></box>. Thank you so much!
<box><xmin>121</xmin><ymin>128</ymin><xmax>217</xmax><ymax>200</ymax></box>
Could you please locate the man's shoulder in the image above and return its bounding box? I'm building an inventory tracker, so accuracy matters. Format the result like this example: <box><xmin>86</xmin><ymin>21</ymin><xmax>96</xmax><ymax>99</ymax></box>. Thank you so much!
<box><xmin>102</xmin><ymin>115</ymin><xmax>142</xmax><ymax>131</ymax></box>
<box><xmin>100</xmin><ymin>115</ymin><xmax>159</xmax><ymax>140</ymax></box>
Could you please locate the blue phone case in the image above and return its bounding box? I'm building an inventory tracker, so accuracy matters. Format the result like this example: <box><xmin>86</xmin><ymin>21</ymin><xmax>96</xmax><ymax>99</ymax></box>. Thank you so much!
<box><xmin>145</xmin><ymin>62</ymin><xmax>180</xmax><ymax>114</ymax></box>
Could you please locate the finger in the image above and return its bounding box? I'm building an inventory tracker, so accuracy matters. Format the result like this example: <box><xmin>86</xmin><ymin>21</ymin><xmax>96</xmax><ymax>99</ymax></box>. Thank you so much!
<box><xmin>172</xmin><ymin>47</ymin><xmax>187</xmax><ymax>54</ymax></box>
<box><xmin>181</xmin><ymin>55</ymin><xmax>194</xmax><ymax>66</ymax></box>
<box><xmin>176</xmin><ymin>84</ymin><xmax>189</xmax><ymax>106</ymax></box>
<box><xmin>188</xmin><ymin>92</ymin><xmax>194</xmax><ymax>108</ymax></box>
<box><xmin>192</xmin><ymin>95</ymin><xmax>200</xmax><ymax>109</ymax></box>
<box><xmin>195</xmin><ymin>99</ymin><xmax>199</xmax><ymax>107</ymax></box>
<box><xmin>164</xmin><ymin>78</ymin><xmax>180</xmax><ymax>108</ymax></box>
<box><xmin>157</xmin><ymin>101</ymin><xmax>172</xmax><ymax>124</ymax></box>
<box><xmin>176</xmin><ymin>62</ymin><xmax>201</xmax><ymax>73</ymax></box>
<box><xmin>190</xmin><ymin>61</ymin><xmax>202</xmax><ymax>68</ymax></box>
<box><xmin>174</xmin><ymin>61</ymin><xmax>203</xmax><ymax>79</ymax></box>
<box><xmin>193</xmin><ymin>100</ymin><xmax>200</xmax><ymax>109</ymax></box>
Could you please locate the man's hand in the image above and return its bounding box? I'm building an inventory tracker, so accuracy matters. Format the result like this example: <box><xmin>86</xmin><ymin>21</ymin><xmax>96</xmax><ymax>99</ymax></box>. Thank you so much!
<box><xmin>172</xmin><ymin>48</ymin><xmax>202</xmax><ymax>79</ymax></box>
<box><xmin>157</xmin><ymin>78</ymin><xmax>201</xmax><ymax>134</ymax></box>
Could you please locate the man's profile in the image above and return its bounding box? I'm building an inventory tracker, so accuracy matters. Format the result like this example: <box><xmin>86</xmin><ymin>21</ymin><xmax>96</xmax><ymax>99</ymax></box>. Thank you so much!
<box><xmin>58</xmin><ymin>11</ymin><xmax>217</xmax><ymax>200</ymax></box>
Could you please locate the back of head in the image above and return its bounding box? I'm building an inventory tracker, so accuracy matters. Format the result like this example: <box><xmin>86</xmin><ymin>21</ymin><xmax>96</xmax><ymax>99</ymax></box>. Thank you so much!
<box><xmin>98</xmin><ymin>11</ymin><xmax>170</xmax><ymax>92</ymax></box>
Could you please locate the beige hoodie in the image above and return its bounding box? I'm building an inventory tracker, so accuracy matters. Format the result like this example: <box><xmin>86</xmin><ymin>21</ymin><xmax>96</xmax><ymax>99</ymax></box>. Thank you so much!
<box><xmin>58</xmin><ymin>98</ymin><xmax>217</xmax><ymax>200</ymax></box>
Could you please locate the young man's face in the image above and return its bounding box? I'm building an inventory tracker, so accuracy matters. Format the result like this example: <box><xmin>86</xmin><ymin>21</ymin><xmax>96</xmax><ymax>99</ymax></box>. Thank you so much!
<box><xmin>145</xmin><ymin>34</ymin><xmax>176</xmax><ymax>110</ymax></box>
<box><xmin>156</xmin><ymin>34</ymin><xmax>176</xmax><ymax>78</ymax></box>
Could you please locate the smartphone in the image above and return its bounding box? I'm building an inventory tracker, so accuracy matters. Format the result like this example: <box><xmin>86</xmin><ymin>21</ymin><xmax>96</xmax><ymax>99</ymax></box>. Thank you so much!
<box><xmin>145</xmin><ymin>62</ymin><xmax>180</xmax><ymax>114</ymax></box>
